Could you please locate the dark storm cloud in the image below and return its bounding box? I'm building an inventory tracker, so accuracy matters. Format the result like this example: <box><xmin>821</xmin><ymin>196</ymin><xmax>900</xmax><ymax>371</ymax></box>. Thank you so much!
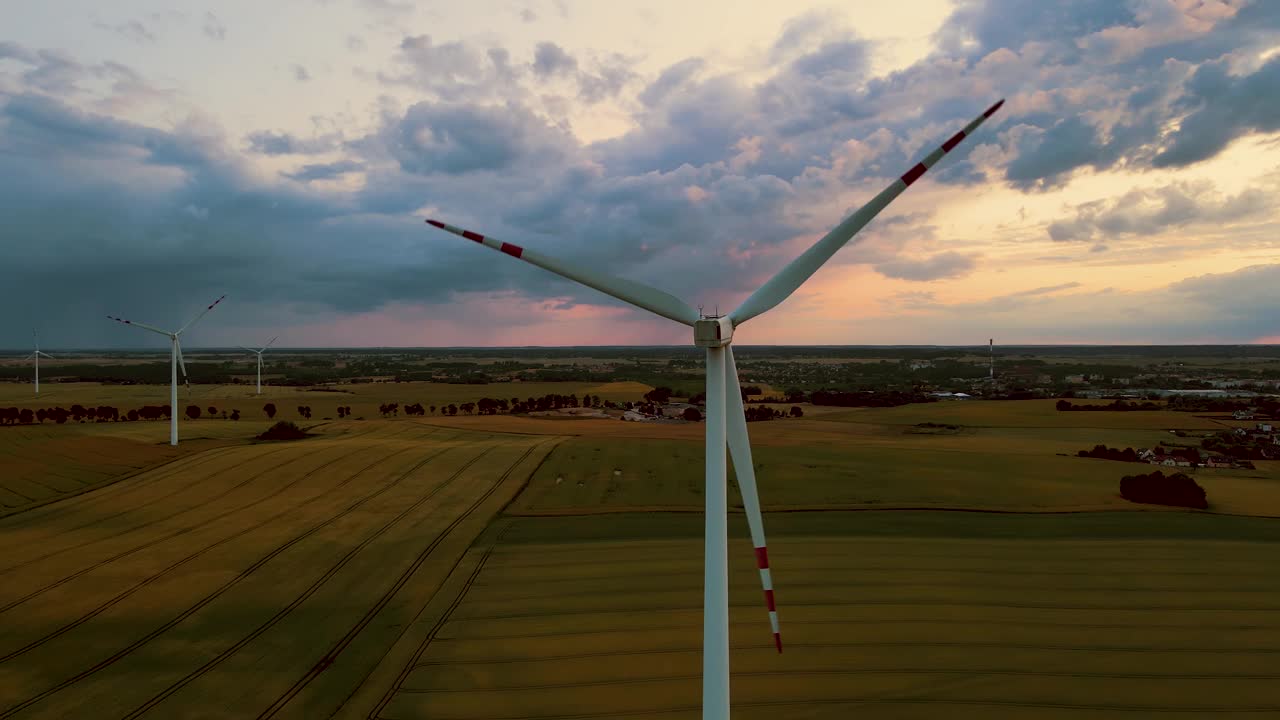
<box><xmin>5</xmin><ymin>1</ymin><xmax>1280</xmax><ymax>346</ymax></box>
<box><xmin>1153</xmin><ymin>55</ymin><xmax>1280</xmax><ymax>168</ymax></box>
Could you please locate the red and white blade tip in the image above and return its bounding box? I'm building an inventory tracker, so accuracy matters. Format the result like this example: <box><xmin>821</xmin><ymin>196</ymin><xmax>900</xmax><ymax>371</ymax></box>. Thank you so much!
<box><xmin>425</xmin><ymin>218</ymin><xmax>525</xmax><ymax>259</ymax></box>
<box><xmin>107</xmin><ymin>315</ymin><xmax>131</xmax><ymax>325</ymax></box>
<box><xmin>754</xmin><ymin>545</ymin><xmax>782</xmax><ymax>653</ymax></box>
<box><xmin>207</xmin><ymin>295</ymin><xmax>226</xmax><ymax>310</ymax></box>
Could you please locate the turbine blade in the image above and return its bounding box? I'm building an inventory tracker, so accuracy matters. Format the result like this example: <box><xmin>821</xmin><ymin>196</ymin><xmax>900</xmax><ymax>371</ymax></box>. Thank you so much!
<box><xmin>37</xmin><ymin>351</ymin><xmax>54</xmax><ymax>359</ymax></box>
<box><xmin>106</xmin><ymin>315</ymin><xmax>173</xmax><ymax>337</ymax></box>
<box><xmin>728</xmin><ymin>99</ymin><xmax>1004</xmax><ymax>326</ymax></box>
<box><xmin>263</xmin><ymin>335</ymin><xmax>278</xmax><ymax>350</ymax></box>
<box><xmin>426</xmin><ymin>219</ymin><xmax>700</xmax><ymax>326</ymax></box>
<box><xmin>176</xmin><ymin>341</ymin><xmax>189</xmax><ymax>380</ymax></box>
<box><xmin>177</xmin><ymin>294</ymin><xmax>226</xmax><ymax>335</ymax></box>
<box><xmin>724</xmin><ymin>345</ymin><xmax>781</xmax><ymax>653</ymax></box>
<box><xmin>238</xmin><ymin>346</ymin><xmax>257</xmax><ymax>353</ymax></box>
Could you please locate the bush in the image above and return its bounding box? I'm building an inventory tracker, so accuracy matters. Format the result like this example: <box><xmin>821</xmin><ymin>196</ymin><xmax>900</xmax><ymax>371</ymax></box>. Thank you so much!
<box><xmin>682</xmin><ymin>407</ymin><xmax>702</xmax><ymax>422</ymax></box>
<box><xmin>1119</xmin><ymin>470</ymin><xmax>1208</xmax><ymax>510</ymax></box>
<box><xmin>256</xmin><ymin>421</ymin><xmax>310</xmax><ymax>441</ymax></box>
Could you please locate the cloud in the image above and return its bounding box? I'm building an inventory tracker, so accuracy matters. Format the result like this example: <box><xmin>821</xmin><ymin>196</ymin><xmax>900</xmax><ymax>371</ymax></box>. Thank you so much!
<box><xmin>874</xmin><ymin>251</ymin><xmax>980</xmax><ymax>281</ymax></box>
<box><xmin>376</xmin><ymin>100</ymin><xmax>577</xmax><ymax>175</ymax></box>
<box><xmin>202</xmin><ymin>12</ymin><xmax>226</xmax><ymax>41</ymax></box>
<box><xmin>346</xmin><ymin>34</ymin><xmax>366</xmax><ymax>52</ymax></box>
<box><xmin>94</xmin><ymin>19</ymin><xmax>157</xmax><ymax>44</ymax></box>
<box><xmin>1047</xmin><ymin>179</ymin><xmax>1274</xmax><ymax>242</ymax></box>
<box><xmin>244</xmin><ymin>130</ymin><xmax>341</xmax><ymax>155</ymax></box>
<box><xmin>864</xmin><ymin>264</ymin><xmax>1280</xmax><ymax>343</ymax></box>
<box><xmin>292</xmin><ymin>64</ymin><xmax>312</xmax><ymax>82</ymax></box>
<box><xmin>284</xmin><ymin>159</ymin><xmax>364</xmax><ymax>182</ymax></box>
<box><xmin>5</xmin><ymin>3</ymin><xmax>1280</xmax><ymax>347</ymax></box>
<box><xmin>520</xmin><ymin>7</ymin><xmax>537</xmax><ymax>23</ymax></box>
<box><xmin>532</xmin><ymin>42</ymin><xmax>577</xmax><ymax>78</ymax></box>
<box><xmin>1153</xmin><ymin>54</ymin><xmax>1280</xmax><ymax>167</ymax></box>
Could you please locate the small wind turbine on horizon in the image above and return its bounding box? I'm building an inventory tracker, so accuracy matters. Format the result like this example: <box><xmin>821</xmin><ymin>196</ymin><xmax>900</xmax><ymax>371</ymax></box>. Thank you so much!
<box><xmin>26</xmin><ymin>330</ymin><xmax>54</xmax><ymax>395</ymax></box>
<box><xmin>425</xmin><ymin>100</ymin><xmax>1005</xmax><ymax>719</ymax></box>
<box><xmin>107</xmin><ymin>295</ymin><xmax>225</xmax><ymax>446</ymax></box>
<box><xmin>240</xmin><ymin>336</ymin><xmax>278</xmax><ymax>395</ymax></box>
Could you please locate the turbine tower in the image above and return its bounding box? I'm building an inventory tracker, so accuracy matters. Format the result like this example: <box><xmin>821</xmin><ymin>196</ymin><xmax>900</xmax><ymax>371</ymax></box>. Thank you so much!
<box><xmin>239</xmin><ymin>336</ymin><xmax>278</xmax><ymax>395</ymax></box>
<box><xmin>989</xmin><ymin>337</ymin><xmax>994</xmax><ymax>380</ymax></box>
<box><xmin>26</xmin><ymin>330</ymin><xmax>54</xmax><ymax>395</ymax></box>
<box><xmin>425</xmin><ymin>100</ymin><xmax>1003</xmax><ymax>719</ymax></box>
<box><xmin>107</xmin><ymin>295</ymin><xmax>225</xmax><ymax>446</ymax></box>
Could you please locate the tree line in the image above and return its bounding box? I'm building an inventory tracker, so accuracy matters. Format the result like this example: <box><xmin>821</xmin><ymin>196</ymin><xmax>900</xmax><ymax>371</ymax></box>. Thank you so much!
<box><xmin>1</xmin><ymin>404</ymin><xmax>171</xmax><ymax>425</ymax></box>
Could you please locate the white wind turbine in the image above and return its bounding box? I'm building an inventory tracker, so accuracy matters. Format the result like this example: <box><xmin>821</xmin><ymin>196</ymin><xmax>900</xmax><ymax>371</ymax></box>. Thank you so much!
<box><xmin>26</xmin><ymin>330</ymin><xmax>55</xmax><ymax>395</ymax></box>
<box><xmin>425</xmin><ymin>100</ymin><xmax>1003</xmax><ymax>719</ymax></box>
<box><xmin>107</xmin><ymin>295</ymin><xmax>225</xmax><ymax>446</ymax></box>
<box><xmin>239</xmin><ymin>336</ymin><xmax>278</xmax><ymax>395</ymax></box>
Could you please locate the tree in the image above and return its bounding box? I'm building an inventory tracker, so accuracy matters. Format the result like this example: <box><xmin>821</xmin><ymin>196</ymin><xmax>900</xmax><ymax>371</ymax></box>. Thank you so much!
<box><xmin>208</xmin><ymin>406</ymin><xmax>218</xmax><ymax>417</ymax></box>
<box><xmin>230</xmin><ymin>409</ymin><xmax>241</xmax><ymax>421</ymax></box>
<box><xmin>19</xmin><ymin>408</ymin><xmax>34</xmax><ymax>424</ymax></box>
<box><xmin>337</xmin><ymin>406</ymin><xmax>346</xmax><ymax>418</ymax></box>
<box><xmin>790</xmin><ymin>406</ymin><xmax>804</xmax><ymax>418</ymax></box>
<box><xmin>644</xmin><ymin>386</ymin><xmax>674</xmax><ymax>404</ymax></box>
<box><xmin>264</xmin><ymin>403</ymin><xmax>277</xmax><ymax>419</ymax></box>
<box><xmin>127</xmin><ymin>409</ymin><xmax>140</xmax><ymax>421</ymax></box>
<box><xmin>186</xmin><ymin>405</ymin><xmax>201</xmax><ymax>420</ymax></box>
<box><xmin>429</xmin><ymin>405</ymin><xmax>436</xmax><ymax>415</ymax></box>
<box><xmin>682</xmin><ymin>407</ymin><xmax>702</xmax><ymax>422</ymax></box>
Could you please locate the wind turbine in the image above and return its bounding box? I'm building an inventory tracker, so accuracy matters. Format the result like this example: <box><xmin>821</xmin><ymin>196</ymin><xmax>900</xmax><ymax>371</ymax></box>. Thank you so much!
<box><xmin>26</xmin><ymin>330</ymin><xmax>54</xmax><ymax>395</ymax></box>
<box><xmin>425</xmin><ymin>100</ymin><xmax>1003</xmax><ymax>719</ymax></box>
<box><xmin>107</xmin><ymin>295</ymin><xmax>225</xmax><ymax>446</ymax></box>
<box><xmin>239</xmin><ymin>336</ymin><xmax>278</xmax><ymax>395</ymax></box>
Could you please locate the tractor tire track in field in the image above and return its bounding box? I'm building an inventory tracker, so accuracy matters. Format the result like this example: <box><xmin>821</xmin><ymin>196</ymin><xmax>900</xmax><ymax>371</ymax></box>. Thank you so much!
<box><xmin>259</xmin><ymin>439</ymin><xmax>558</xmax><ymax>720</ymax></box>
<box><xmin>439</xmin><ymin>616</ymin><xmax>1279</xmax><ymax>643</ymax></box>
<box><xmin>413</xmin><ymin>638</ymin><xmax>1280</xmax><ymax>669</ymax></box>
<box><xmin>0</xmin><ymin>429</ymin><xmax>452</xmax><ymax>665</ymax></box>
<box><xmin>1</xmin><ymin>419</ymin><xmax>393</xmax><ymax>532</ymax></box>
<box><xmin>117</xmin><ymin>441</ymin><xmax>505</xmax><ymax>720</ymax></box>
<box><xmin>398</xmin><ymin>666</ymin><xmax>1280</xmax><ymax>695</ymax></box>
<box><xmin>0</xmin><ymin>423</ymin><xmax>399</xmax><ymax>575</ymax></box>
<box><xmin>0</xmin><ymin>433</ymin><xmax>469</xmax><ymax>720</ymax></box>
<box><xmin>380</xmin><ymin>696</ymin><xmax>1280</xmax><ymax>720</ymax></box>
<box><xmin>366</xmin><ymin>525</ymin><xmax>508</xmax><ymax>720</ymax></box>
<box><xmin>349</xmin><ymin>438</ymin><xmax>566</xmax><ymax>720</ymax></box>
<box><xmin>0</xmin><ymin>443</ymin><xmax>332</xmax><ymax>613</ymax></box>
<box><xmin>0</xmin><ymin>443</ymin><xmax>249</xmax><ymax>527</ymax></box>
<box><xmin>0</xmin><ymin>444</ymin><xmax>279</xmax><ymax>574</ymax></box>
<box><xmin>449</xmin><ymin>597</ymin><xmax>1280</xmax><ymax>625</ymax></box>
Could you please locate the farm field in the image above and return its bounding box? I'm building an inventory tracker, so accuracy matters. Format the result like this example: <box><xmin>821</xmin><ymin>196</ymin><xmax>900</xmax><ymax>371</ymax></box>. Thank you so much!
<box><xmin>372</xmin><ymin>511</ymin><xmax>1280</xmax><ymax>719</ymax></box>
<box><xmin>0</xmin><ymin>420</ymin><xmax>563</xmax><ymax>720</ymax></box>
<box><xmin>2</xmin><ymin>386</ymin><xmax>1279</xmax><ymax>718</ymax></box>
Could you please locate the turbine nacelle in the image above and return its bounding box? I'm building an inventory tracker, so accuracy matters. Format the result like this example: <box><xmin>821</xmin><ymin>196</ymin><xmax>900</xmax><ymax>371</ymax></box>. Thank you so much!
<box><xmin>694</xmin><ymin>316</ymin><xmax>734</xmax><ymax>348</ymax></box>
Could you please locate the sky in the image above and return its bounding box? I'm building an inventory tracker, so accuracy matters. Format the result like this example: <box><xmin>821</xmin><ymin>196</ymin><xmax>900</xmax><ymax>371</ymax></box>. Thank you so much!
<box><xmin>2</xmin><ymin>0</ymin><xmax>1279</xmax><ymax>349</ymax></box>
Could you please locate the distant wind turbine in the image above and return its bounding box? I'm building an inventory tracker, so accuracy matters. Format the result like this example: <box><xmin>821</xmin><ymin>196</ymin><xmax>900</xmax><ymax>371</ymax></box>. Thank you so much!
<box><xmin>240</xmin><ymin>336</ymin><xmax>278</xmax><ymax>394</ymax></box>
<box><xmin>426</xmin><ymin>100</ymin><xmax>1005</xmax><ymax>720</ymax></box>
<box><xmin>107</xmin><ymin>295</ymin><xmax>225</xmax><ymax>446</ymax></box>
<box><xmin>26</xmin><ymin>330</ymin><xmax>54</xmax><ymax>395</ymax></box>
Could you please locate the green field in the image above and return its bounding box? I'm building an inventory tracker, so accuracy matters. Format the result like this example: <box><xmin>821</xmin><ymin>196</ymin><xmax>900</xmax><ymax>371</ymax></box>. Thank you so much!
<box><xmin>2</xmin><ymin>387</ymin><xmax>1279</xmax><ymax>718</ymax></box>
